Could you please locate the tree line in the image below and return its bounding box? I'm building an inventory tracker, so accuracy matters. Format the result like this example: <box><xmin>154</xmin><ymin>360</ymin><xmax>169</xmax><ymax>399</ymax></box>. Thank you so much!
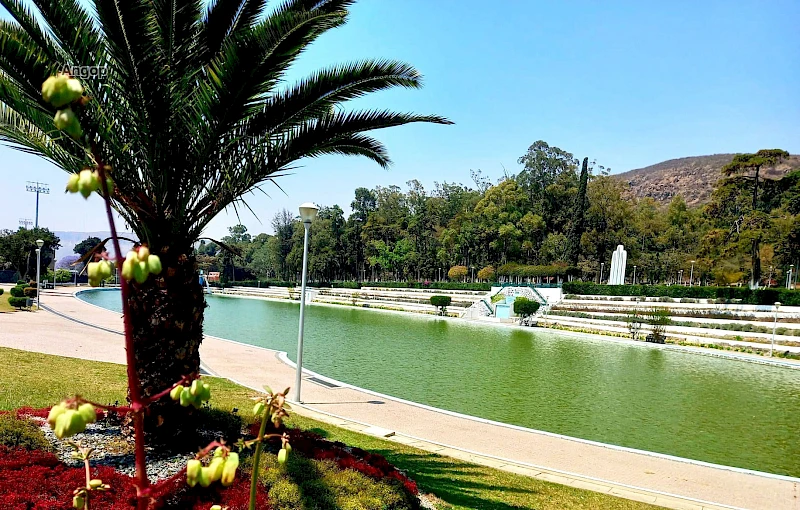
<box><xmin>192</xmin><ymin>142</ymin><xmax>797</xmax><ymax>287</ymax></box>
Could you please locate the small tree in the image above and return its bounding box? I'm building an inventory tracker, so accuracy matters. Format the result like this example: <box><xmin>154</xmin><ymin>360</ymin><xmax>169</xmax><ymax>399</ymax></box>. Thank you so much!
<box><xmin>646</xmin><ymin>307</ymin><xmax>671</xmax><ymax>343</ymax></box>
<box><xmin>477</xmin><ymin>265</ymin><xmax>495</xmax><ymax>282</ymax></box>
<box><xmin>430</xmin><ymin>295</ymin><xmax>452</xmax><ymax>315</ymax></box>
<box><xmin>513</xmin><ymin>297</ymin><xmax>540</xmax><ymax>325</ymax></box>
<box><xmin>626</xmin><ymin>309</ymin><xmax>644</xmax><ymax>340</ymax></box>
<box><xmin>448</xmin><ymin>265</ymin><xmax>468</xmax><ymax>281</ymax></box>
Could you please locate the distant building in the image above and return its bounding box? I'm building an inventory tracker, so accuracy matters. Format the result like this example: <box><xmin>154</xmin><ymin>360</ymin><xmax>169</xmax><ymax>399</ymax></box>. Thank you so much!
<box><xmin>207</xmin><ymin>272</ymin><xmax>220</xmax><ymax>283</ymax></box>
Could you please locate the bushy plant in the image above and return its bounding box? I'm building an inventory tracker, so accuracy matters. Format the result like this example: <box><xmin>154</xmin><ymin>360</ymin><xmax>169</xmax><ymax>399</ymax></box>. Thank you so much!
<box><xmin>15</xmin><ymin>280</ymin><xmax>25</xmax><ymax>285</ymax></box>
<box><xmin>7</xmin><ymin>297</ymin><xmax>28</xmax><ymax>309</ymax></box>
<box><xmin>0</xmin><ymin>415</ymin><xmax>52</xmax><ymax>451</ymax></box>
<box><xmin>0</xmin><ymin>289</ymin><xmax>3</xmax><ymax>296</ymax></box>
<box><xmin>646</xmin><ymin>308</ymin><xmax>672</xmax><ymax>343</ymax></box>
<box><xmin>447</xmin><ymin>265</ymin><xmax>468</xmax><ymax>281</ymax></box>
<box><xmin>430</xmin><ymin>295</ymin><xmax>451</xmax><ymax>315</ymax></box>
<box><xmin>477</xmin><ymin>265</ymin><xmax>495</xmax><ymax>281</ymax></box>
<box><xmin>498</xmin><ymin>263</ymin><xmax>577</xmax><ymax>278</ymax></box>
<box><xmin>9</xmin><ymin>285</ymin><xmax>26</xmax><ymax>298</ymax></box>
<box><xmin>513</xmin><ymin>297</ymin><xmax>540</xmax><ymax>324</ymax></box>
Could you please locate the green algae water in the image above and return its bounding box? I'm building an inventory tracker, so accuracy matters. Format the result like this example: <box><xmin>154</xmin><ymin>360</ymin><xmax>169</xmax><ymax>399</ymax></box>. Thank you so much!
<box><xmin>79</xmin><ymin>290</ymin><xmax>800</xmax><ymax>477</ymax></box>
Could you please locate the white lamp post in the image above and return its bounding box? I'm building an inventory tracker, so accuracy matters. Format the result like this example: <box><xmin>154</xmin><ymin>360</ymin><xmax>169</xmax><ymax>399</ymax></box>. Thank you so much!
<box><xmin>35</xmin><ymin>239</ymin><xmax>44</xmax><ymax>309</ymax></box>
<box><xmin>632</xmin><ymin>265</ymin><xmax>637</xmax><ymax>285</ymax></box>
<box><xmin>294</xmin><ymin>202</ymin><xmax>319</xmax><ymax>403</ymax></box>
<box><xmin>600</xmin><ymin>263</ymin><xmax>605</xmax><ymax>284</ymax></box>
<box><xmin>689</xmin><ymin>261</ymin><xmax>695</xmax><ymax>287</ymax></box>
<box><xmin>788</xmin><ymin>265</ymin><xmax>794</xmax><ymax>290</ymax></box>
<box><xmin>771</xmin><ymin>301</ymin><xmax>781</xmax><ymax>357</ymax></box>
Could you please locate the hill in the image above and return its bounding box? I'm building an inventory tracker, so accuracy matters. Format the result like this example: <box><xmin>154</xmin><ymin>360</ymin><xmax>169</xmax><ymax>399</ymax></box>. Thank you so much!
<box><xmin>615</xmin><ymin>153</ymin><xmax>800</xmax><ymax>206</ymax></box>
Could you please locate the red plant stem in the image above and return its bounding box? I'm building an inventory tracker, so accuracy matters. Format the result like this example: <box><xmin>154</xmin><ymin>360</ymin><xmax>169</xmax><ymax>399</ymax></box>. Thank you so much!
<box><xmin>145</xmin><ymin>377</ymin><xmax>193</xmax><ymax>405</ymax></box>
<box><xmin>94</xmin><ymin>152</ymin><xmax>149</xmax><ymax>509</ymax></box>
<box><xmin>84</xmin><ymin>454</ymin><xmax>91</xmax><ymax>510</ymax></box>
<box><xmin>74</xmin><ymin>397</ymin><xmax>132</xmax><ymax>414</ymax></box>
<box><xmin>195</xmin><ymin>440</ymin><xmax>227</xmax><ymax>459</ymax></box>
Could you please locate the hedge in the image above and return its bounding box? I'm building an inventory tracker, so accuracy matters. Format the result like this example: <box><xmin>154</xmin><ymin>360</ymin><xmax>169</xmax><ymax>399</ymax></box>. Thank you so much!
<box><xmin>513</xmin><ymin>297</ymin><xmax>540</xmax><ymax>317</ymax></box>
<box><xmin>562</xmin><ymin>282</ymin><xmax>800</xmax><ymax>306</ymax></box>
<box><xmin>215</xmin><ymin>280</ymin><xmax>495</xmax><ymax>291</ymax></box>
<box><xmin>497</xmin><ymin>263</ymin><xmax>578</xmax><ymax>278</ymax></box>
<box><xmin>7</xmin><ymin>296</ymin><xmax>28</xmax><ymax>308</ymax></box>
<box><xmin>9</xmin><ymin>286</ymin><xmax>26</xmax><ymax>298</ymax></box>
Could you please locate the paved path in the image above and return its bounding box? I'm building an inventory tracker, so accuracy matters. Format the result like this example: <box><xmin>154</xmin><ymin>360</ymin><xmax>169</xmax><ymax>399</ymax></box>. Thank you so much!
<box><xmin>1</xmin><ymin>287</ymin><xmax>798</xmax><ymax>510</ymax></box>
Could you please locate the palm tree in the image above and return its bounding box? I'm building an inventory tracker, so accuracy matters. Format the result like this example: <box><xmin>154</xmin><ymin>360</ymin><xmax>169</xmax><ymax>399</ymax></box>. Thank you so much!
<box><xmin>0</xmin><ymin>0</ymin><xmax>450</xmax><ymax>433</ymax></box>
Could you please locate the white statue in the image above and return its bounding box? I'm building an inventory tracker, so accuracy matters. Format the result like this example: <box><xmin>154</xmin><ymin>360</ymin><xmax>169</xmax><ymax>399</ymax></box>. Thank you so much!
<box><xmin>608</xmin><ymin>245</ymin><xmax>627</xmax><ymax>285</ymax></box>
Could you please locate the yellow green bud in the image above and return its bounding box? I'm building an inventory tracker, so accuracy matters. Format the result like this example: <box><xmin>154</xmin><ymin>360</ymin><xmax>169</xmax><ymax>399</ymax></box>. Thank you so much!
<box><xmin>47</xmin><ymin>403</ymin><xmax>67</xmax><ymax>428</ymax></box>
<box><xmin>88</xmin><ymin>479</ymin><xmax>103</xmax><ymax>489</ymax></box>
<box><xmin>179</xmin><ymin>388</ymin><xmax>193</xmax><ymax>407</ymax></box>
<box><xmin>121</xmin><ymin>258</ymin><xmax>134</xmax><ymax>281</ymax></box>
<box><xmin>186</xmin><ymin>459</ymin><xmax>202</xmax><ymax>487</ymax></box>
<box><xmin>169</xmin><ymin>384</ymin><xmax>184</xmax><ymax>401</ymax></box>
<box><xmin>199</xmin><ymin>466</ymin><xmax>212</xmax><ymax>487</ymax></box>
<box><xmin>125</xmin><ymin>250</ymin><xmax>139</xmax><ymax>264</ymax></box>
<box><xmin>277</xmin><ymin>448</ymin><xmax>288</xmax><ymax>465</ymax></box>
<box><xmin>147</xmin><ymin>254</ymin><xmax>162</xmax><ymax>275</ymax></box>
<box><xmin>210</xmin><ymin>506</ymin><xmax>222</xmax><ymax>510</ymax></box>
<box><xmin>53</xmin><ymin>107</ymin><xmax>83</xmax><ymax>139</ymax></box>
<box><xmin>137</xmin><ymin>246</ymin><xmax>150</xmax><ymax>260</ymax></box>
<box><xmin>133</xmin><ymin>260</ymin><xmax>149</xmax><ymax>284</ymax></box>
<box><xmin>208</xmin><ymin>457</ymin><xmax>225</xmax><ymax>483</ymax></box>
<box><xmin>78</xmin><ymin>169</ymin><xmax>94</xmax><ymax>198</ymax></box>
<box><xmin>87</xmin><ymin>262</ymin><xmax>100</xmax><ymax>280</ymax></box>
<box><xmin>220</xmin><ymin>452</ymin><xmax>238</xmax><ymax>486</ymax></box>
<box><xmin>42</xmin><ymin>74</ymin><xmax>83</xmax><ymax>107</ymax></box>
<box><xmin>97</xmin><ymin>260</ymin><xmax>113</xmax><ymax>280</ymax></box>
<box><xmin>73</xmin><ymin>494</ymin><xmax>85</xmax><ymax>509</ymax></box>
<box><xmin>89</xmin><ymin>276</ymin><xmax>101</xmax><ymax>287</ymax></box>
<box><xmin>77</xmin><ymin>403</ymin><xmax>96</xmax><ymax>424</ymax></box>
<box><xmin>190</xmin><ymin>379</ymin><xmax>201</xmax><ymax>397</ymax></box>
<box><xmin>66</xmin><ymin>174</ymin><xmax>80</xmax><ymax>193</ymax></box>
<box><xmin>199</xmin><ymin>383</ymin><xmax>211</xmax><ymax>401</ymax></box>
<box><xmin>213</xmin><ymin>447</ymin><xmax>225</xmax><ymax>458</ymax></box>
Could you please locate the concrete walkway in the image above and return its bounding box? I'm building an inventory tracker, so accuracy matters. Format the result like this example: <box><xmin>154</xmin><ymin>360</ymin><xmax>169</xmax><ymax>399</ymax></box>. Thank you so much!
<box><xmin>1</xmin><ymin>287</ymin><xmax>798</xmax><ymax>510</ymax></box>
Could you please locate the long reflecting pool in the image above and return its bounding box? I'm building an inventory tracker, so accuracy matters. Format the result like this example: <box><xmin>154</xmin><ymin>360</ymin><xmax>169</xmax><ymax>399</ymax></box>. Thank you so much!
<box><xmin>79</xmin><ymin>290</ymin><xmax>800</xmax><ymax>477</ymax></box>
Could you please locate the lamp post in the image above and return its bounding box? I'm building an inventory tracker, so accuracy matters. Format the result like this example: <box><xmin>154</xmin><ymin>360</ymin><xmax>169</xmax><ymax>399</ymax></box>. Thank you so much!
<box><xmin>632</xmin><ymin>265</ymin><xmax>637</xmax><ymax>285</ymax></box>
<box><xmin>679</xmin><ymin>270</ymin><xmax>683</xmax><ymax>286</ymax></box>
<box><xmin>771</xmin><ymin>302</ymin><xmax>781</xmax><ymax>357</ymax></box>
<box><xmin>689</xmin><ymin>261</ymin><xmax>695</xmax><ymax>287</ymax></box>
<box><xmin>788</xmin><ymin>265</ymin><xmax>794</xmax><ymax>290</ymax></box>
<box><xmin>294</xmin><ymin>202</ymin><xmax>318</xmax><ymax>403</ymax></box>
<box><xmin>53</xmin><ymin>247</ymin><xmax>57</xmax><ymax>289</ymax></box>
<box><xmin>600</xmin><ymin>263</ymin><xmax>604</xmax><ymax>284</ymax></box>
<box><xmin>35</xmin><ymin>239</ymin><xmax>44</xmax><ymax>309</ymax></box>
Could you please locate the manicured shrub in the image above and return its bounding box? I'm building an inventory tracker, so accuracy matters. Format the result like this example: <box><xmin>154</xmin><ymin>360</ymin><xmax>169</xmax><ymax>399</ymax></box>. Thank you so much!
<box><xmin>513</xmin><ymin>297</ymin><xmax>540</xmax><ymax>319</ymax></box>
<box><xmin>447</xmin><ymin>265</ymin><xmax>468</xmax><ymax>281</ymax></box>
<box><xmin>16</xmin><ymin>280</ymin><xmax>25</xmax><ymax>285</ymax></box>
<box><xmin>363</xmin><ymin>281</ymin><xmax>492</xmax><ymax>291</ymax></box>
<box><xmin>430</xmin><ymin>295</ymin><xmax>451</xmax><ymax>315</ymax></box>
<box><xmin>9</xmin><ymin>285</ymin><xmax>25</xmax><ymax>298</ymax></box>
<box><xmin>0</xmin><ymin>289</ymin><xmax>3</xmax><ymax>296</ymax></box>
<box><xmin>0</xmin><ymin>415</ymin><xmax>51</xmax><ymax>451</ymax></box>
<box><xmin>7</xmin><ymin>297</ymin><xmax>28</xmax><ymax>309</ymax></box>
<box><xmin>497</xmin><ymin>263</ymin><xmax>577</xmax><ymax>278</ymax></box>
<box><xmin>23</xmin><ymin>287</ymin><xmax>37</xmax><ymax>298</ymax></box>
<box><xmin>477</xmin><ymin>265</ymin><xmax>495</xmax><ymax>281</ymax></box>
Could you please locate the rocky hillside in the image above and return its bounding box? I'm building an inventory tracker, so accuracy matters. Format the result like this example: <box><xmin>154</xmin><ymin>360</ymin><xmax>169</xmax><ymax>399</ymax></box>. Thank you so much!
<box><xmin>615</xmin><ymin>154</ymin><xmax>800</xmax><ymax>206</ymax></box>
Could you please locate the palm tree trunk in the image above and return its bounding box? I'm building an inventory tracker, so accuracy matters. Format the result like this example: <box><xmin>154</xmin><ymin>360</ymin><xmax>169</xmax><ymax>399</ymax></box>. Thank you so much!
<box><xmin>124</xmin><ymin>244</ymin><xmax>204</xmax><ymax>439</ymax></box>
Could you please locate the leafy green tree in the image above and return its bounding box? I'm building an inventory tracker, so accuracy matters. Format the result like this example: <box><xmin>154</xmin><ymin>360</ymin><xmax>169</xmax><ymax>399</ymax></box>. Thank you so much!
<box><xmin>0</xmin><ymin>0</ymin><xmax>449</xmax><ymax>432</ymax></box>
<box><xmin>516</xmin><ymin>141</ymin><xmax>578</xmax><ymax>212</ymax></box>
<box><xmin>0</xmin><ymin>228</ymin><xmax>60</xmax><ymax>280</ymax></box>
<box><xmin>73</xmin><ymin>236</ymin><xmax>102</xmax><ymax>257</ymax></box>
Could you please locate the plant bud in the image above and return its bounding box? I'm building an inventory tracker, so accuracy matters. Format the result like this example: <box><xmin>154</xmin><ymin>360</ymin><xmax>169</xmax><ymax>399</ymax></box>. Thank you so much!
<box><xmin>88</xmin><ymin>479</ymin><xmax>103</xmax><ymax>489</ymax></box>
<box><xmin>179</xmin><ymin>388</ymin><xmax>193</xmax><ymax>407</ymax></box>
<box><xmin>277</xmin><ymin>447</ymin><xmax>288</xmax><ymax>465</ymax></box>
<box><xmin>284</xmin><ymin>442</ymin><xmax>292</xmax><ymax>453</ymax></box>
<box><xmin>199</xmin><ymin>383</ymin><xmax>211</xmax><ymax>401</ymax></box>
<box><xmin>213</xmin><ymin>447</ymin><xmax>225</xmax><ymax>458</ymax></box>
<box><xmin>98</xmin><ymin>260</ymin><xmax>113</xmax><ymax>279</ymax></box>
<box><xmin>170</xmin><ymin>384</ymin><xmax>184</xmax><ymax>401</ymax></box>
<box><xmin>87</xmin><ymin>262</ymin><xmax>100</xmax><ymax>280</ymax></box>
<box><xmin>199</xmin><ymin>466</ymin><xmax>212</xmax><ymax>487</ymax></box>
<box><xmin>121</xmin><ymin>258</ymin><xmax>134</xmax><ymax>281</ymax></box>
<box><xmin>47</xmin><ymin>403</ymin><xmax>67</xmax><ymax>428</ymax></box>
<box><xmin>125</xmin><ymin>250</ymin><xmax>139</xmax><ymax>264</ymax></box>
<box><xmin>89</xmin><ymin>276</ymin><xmax>101</xmax><ymax>288</ymax></box>
<box><xmin>190</xmin><ymin>379</ymin><xmax>201</xmax><ymax>397</ymax></box>
<box><xmin>220</xmin><ymin>452</ymin><xmax>238</xmax><ymax>486</ymax></box>
<box><xmin>147</xmin><ymin>254</ymin><xmax>162</xmax><ymax>275</ymax></box>
<box><xmin>137</xmin><ymin>245</ymin><xmax>150</xmax><ymax>260</ymax></box>
<box><xmin>66</xmin><ymin>174</ymin><xmax>80</xmax><ymax>193</ymax></box>
<box><xmin>54</xmin><ymin>412</ymin><xmax>70</xmax><ymax>438</ymax></box>
<box><xmin>210</xmin><ymin>506</ymin><xmax>222</xmax><ymax>510</ymax></box>
<box><xmin>133</xmin><ymin>260</ymin><xmax>149</xmax><ymax>284</ymax></box>
<box><xmin>43</xmin><ymin>74</ymin><xmax>83</xmax><ymax>108</ymax></box>
<box><xmin>78</xmin><ymin>169</ymin><xmax>94</xmax><ymax>198</ymax></box>
<box><xmin>53</xmin><ymin>107</ymin><xmax>83</xmax><ymax>139</ymax></box>
<box><xmin>186</xmin><ymin>459</ymin><xmax>202</xmax><ymax>487</ymax></box>
<box><xmin>42</xmin><ymin>74</ymin><xmax>64</xmax><ymax>103</ymax></box>
<box><xmin>77</xmin><ymin>403</ymin><xmax>96</xmax><ymax>424</ymax></box>
<box><xmin>191</xmin><ymin>395</ymin><xmax>202</xmax><ymax>409</ymax></box>
<box><xmin>253</xmin><ymin>402</ymin><xmax>265</xmax><ymax>417</ymax></box>
<box><xmin>208</xmin><ymin>457</ymin><xmax>225</xmax><ymax>482</ymax></box>
<box><xmin>66</xmin><ymin>409</ymin><xmax>86</xmax><ymax>435</ymax></box>
<box><xmin>73</xmin><ymin>494</ymin><xmax>85</xmax><ymax>509</ymax></box>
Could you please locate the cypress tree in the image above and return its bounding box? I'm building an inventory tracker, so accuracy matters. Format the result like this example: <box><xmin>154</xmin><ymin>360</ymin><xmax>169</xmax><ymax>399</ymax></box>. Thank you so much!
<box><xmin>566</xmin><ymin>157</ymin><xmax>590</xmax><ymax>265</ymax></box>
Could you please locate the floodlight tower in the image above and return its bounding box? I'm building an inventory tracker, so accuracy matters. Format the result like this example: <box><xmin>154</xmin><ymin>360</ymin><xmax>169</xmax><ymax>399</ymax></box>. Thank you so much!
<box><xmin>25</xmin><ymin>181</ymin><xmax>49</xmax><ymax>228</ymax></box>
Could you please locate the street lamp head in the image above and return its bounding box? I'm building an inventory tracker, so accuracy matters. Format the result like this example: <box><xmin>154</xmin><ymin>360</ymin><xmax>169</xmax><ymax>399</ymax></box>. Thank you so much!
<box><xmin>35</xmin><ymin>239</ymin><xmax>44</xmax><ymax>248</ymax></box>
<box><xmin>775</xmin><ymin>301</ymin><xmax>781</xmax><ymax>309</ymax></box>
<box><xmin>298</xmin><ymin>202</ymin><xmax>319</xmax><ymax>224</ymax></box>
<box><xmin>35</xmin><ymin>248</ymin><xmax>40</xmax><ymax>254</ymax></box>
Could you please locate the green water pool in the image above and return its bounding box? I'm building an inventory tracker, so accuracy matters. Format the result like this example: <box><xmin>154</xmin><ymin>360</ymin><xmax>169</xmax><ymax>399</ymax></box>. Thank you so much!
<box><xmin>78</xmin><ymin>289</ymin><xmax>800</xmax><ymax>477</ymax></box>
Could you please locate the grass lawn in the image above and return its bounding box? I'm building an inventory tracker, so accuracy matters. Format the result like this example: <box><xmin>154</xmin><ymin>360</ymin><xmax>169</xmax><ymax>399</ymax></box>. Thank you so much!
<box><xmin>0</xmin><ymin>347</ymin><xmax>661</xmax><ymax>510</ymax></box>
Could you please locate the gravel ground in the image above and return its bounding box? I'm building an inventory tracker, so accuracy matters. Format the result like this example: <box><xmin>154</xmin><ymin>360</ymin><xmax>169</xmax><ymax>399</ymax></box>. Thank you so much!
<box><xmin>38</xmin><ymin>419</ymin><xmax>194</xmax><ymax>483</ymax></box>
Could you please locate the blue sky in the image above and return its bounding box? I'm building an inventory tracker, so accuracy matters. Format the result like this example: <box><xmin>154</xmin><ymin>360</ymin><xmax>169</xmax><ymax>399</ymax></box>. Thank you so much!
<box><xmin>1</xmin><ymin>0</ymin><xmax>798</xmax><ymax>246</ymax></box>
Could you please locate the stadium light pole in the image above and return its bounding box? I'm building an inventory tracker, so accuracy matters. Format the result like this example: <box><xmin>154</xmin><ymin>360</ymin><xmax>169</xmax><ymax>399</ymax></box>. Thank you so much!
<box><xmin>294</xmin><ymin>202</ymin><xmax>319</xmax><ymax>403</ymax></box>
<box><xmin>25</xmin><ymin>182</ymin><xmax>49</xmax><ymax>228</ymax></box>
